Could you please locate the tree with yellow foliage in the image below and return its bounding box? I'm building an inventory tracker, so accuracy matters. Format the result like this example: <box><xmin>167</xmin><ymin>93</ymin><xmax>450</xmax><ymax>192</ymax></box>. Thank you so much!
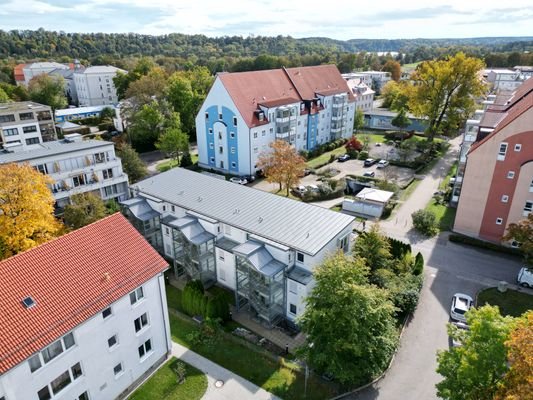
<box><xmin>0</xmin><ymin>163</ymin><xmax>62</xmax><ymax>259</ymax></box>
<box><xmin>495</xmin><ymin>311</ymin><xmax>533</xmax><ymax>400</ymax></box>
<box><xmin>256</xmin><ymin>140</ymin><xmax>306</xmax><ymax>197</ymax></box>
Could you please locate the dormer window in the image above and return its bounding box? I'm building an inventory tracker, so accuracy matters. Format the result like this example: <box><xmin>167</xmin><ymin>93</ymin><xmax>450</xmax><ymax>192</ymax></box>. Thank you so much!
<box><xmin>258</xmin><ymin>112</ymin><xmax>264</xmax><ymax>121</ymax></box>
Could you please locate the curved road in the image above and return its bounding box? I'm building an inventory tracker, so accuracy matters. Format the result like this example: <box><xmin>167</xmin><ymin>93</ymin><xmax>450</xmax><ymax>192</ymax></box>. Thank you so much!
<box><xmin>348</xmin><ymin>137</ymin><xmax>525</xmax><ymax>400</ymax></box>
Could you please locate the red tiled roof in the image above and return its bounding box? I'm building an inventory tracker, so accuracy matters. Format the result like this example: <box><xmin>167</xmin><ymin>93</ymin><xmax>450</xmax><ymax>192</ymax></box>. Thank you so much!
<box><xmin>0</xmin><ymin>213</ymin><xmax>168</xmax><ymax>374</ymax></box>
<box><xmin>13</xmin><ymin>63</ymin><xmax>26</xmax><ymax>82</ymax></box>
<box><xmin>218</xmin><ymin>65</ymin><xmax>354</xmax><ymax>128</ymax></box>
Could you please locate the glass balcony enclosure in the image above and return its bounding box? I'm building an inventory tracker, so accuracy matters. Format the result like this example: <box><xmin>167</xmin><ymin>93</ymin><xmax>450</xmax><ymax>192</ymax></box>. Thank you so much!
<box><xmin>120</xmin><ymin>197</ymin><xmax>162</xmax><ymax>251</ymax></box>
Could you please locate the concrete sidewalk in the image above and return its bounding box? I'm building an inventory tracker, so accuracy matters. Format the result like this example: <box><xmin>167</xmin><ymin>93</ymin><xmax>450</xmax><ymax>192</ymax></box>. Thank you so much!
<box><xmin>171</xmin><ymin>342</ymin><xmax>281</xmax><ymax>400</ymax></box>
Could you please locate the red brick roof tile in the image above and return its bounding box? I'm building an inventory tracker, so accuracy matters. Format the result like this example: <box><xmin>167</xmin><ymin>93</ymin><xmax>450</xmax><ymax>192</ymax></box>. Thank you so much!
<box><xmin>0</xmin><ymin>213</ymin><xmax>168</xmax><ymax>374</ymax></box>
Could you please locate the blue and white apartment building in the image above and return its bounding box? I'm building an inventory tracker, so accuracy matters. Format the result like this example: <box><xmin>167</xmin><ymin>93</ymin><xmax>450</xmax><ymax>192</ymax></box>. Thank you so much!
<box><xmin>195</xmin><ymin>65</ymin><xmax>357</xmax><ymax>176</ymax></box>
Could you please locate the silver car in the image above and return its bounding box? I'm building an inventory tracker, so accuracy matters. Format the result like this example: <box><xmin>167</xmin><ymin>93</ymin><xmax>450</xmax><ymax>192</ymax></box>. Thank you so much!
<box><xmin>450</xmin><ymin>293</ymin><xmax>473</xmax><ymax>323</ymax></box>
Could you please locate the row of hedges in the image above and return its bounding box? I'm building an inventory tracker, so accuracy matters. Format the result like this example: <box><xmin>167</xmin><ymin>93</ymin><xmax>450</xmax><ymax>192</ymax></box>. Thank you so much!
<box><xmin>384</xmin><ymin>131</ymin><xmax>415</xmax><ymax>141</ymax></box>
<box><xmin>301</xmin><ymin>179</ymin><xmax>347</xmax><ymax>202</ymax></box>
<box><xmin>299</xmin><ymin>138</ymin><xmax>349</xmax><ymax>160</ymax></box>
<box><xmin>181</xmin><ymin>281</ymin><xmax>231</xmax><ymax>322</ymax></box>
<box><xmin>449</xmin><ymin>234</ymin><xmax>522</xmax><ymax>257</ymax></box>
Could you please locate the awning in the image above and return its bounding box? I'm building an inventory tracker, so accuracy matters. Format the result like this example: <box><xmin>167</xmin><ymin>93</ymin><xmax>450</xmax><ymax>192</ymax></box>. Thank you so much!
<box><xmin>168</xmin><ymin>216</ymin><xmax>214</xmax><ymax>245</ymax></box>
<box><xmin>234</xmin><ymin>240</ymin><xmax>286</xmax><ymax>277</ymax></box>
<box><xmin>120</xmin><ymin>197</ymin><xmax>160</xmax><ymax>221</ymax></box>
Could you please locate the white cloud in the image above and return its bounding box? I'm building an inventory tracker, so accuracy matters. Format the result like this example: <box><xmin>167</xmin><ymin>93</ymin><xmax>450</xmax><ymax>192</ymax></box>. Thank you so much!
<box><xmin>0</xmin><ymin>0</ymin><xmax>531</xmax><ymax>39</ymax></box>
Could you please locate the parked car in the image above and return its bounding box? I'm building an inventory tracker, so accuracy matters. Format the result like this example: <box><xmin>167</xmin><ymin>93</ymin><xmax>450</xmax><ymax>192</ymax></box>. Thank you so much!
<box><xmin>450</xmin><ymin>293</ymin><xmax>473</xmax><ymax>323</ymax></box>
<box><xmin>363</xmin><ymin>171</ymin><xmax>375</xmax><ymax>177</ymax></box>
<box><xmin>364</xmin><ymin>158</ymin><xmax>377</xmax><ymax>167</ymax></box>
<box><xmin>229</xmin><ymin>177</ymin><xmax>248</xmax><ymax>185</ymax></box>
<box><xmin>450</xmin><ymin>321</ymin><xmax>470</xmax><ymax>347</ymax></box>
<box><xmin>377</xmin><ymin>160</ymin><xmax>389</xmax><ymax>168</ymax></box>
<box><xmin>307</xmin><ymin>184</ymin><xmax>320</xmax><ymax>193</ymax></box>
<box><xmin>337</xmin><ymin>154</ymin><xmax>350</xmax><ymax>162</ymax></box>
<box><xmin>293</xmin><ymin>185</ymin><xmax>307</xmax><ymax>196</ymax></box>
<box><xmin>517</xmin><ymin>267</ymin><xmax>533</xmax><ymax>288</ymax></box>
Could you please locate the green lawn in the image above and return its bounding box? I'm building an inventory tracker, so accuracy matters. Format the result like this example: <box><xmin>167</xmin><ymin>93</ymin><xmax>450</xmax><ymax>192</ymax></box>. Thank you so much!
<box><xmin>129</xmin><ymin>358</ymin><xmax>207</xmax><ymax>400</ymax></box>
<box><xmin>306</xmin><ymin>146</ymin><xmax>347</xmax><ymax>169</ymax></box>
<box><xmin>166</xmin><ymin>284</ymin><xmax>183</xmax><ymax>311</ymax></box>
<box><xmin>355</xmin><ymin>132</ymin><xmax>387</xmax><ymax>144</ymax></box>
<box><xmin>425</xmin><ymin>200</ymin><xmax>457</xmax><ymax>231</ymax></box>
<box><xmin>157</xmin><ymin>154</ymin><xmax>199</xmax><ymax>172</ymax></box>
<box><xmin>477</xmin><ymin>288</ymin><xmax>533</xmax><ymax>317</ymax></box>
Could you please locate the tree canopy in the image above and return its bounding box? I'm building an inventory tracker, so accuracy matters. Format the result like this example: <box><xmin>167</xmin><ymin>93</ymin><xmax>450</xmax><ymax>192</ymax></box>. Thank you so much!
<box><xmin>63</xmin><ymin>192</ymin><xmax>107</xmax><ymax>230</ymax></box>
<box><xmin>28</xmin><ymin>74</ymin><xmax>67</xmax><ymax>111</ymax></box>
<box><xmin>0</xmin><ymin>163</ymin><xmax>62</xmax><ymax>259</ymax></box>
<box><xmin>503</xmin><ymin>213</ymin><xmax>533</xmax><ymax>266</ymax></box>
<box><xmin>117</xmin><ymin>143</ymin><xmax>148</xmax><ymax>183</ymax></box>
<box><xmin>256</xmin><ymin>140</ymin><xmax>306</xmax><ymax>196</ymax></box>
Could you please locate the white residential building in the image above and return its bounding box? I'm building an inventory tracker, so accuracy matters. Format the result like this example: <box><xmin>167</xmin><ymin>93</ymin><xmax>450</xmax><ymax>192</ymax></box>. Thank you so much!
<box><xmin>354</xmin><ymin>71</ymin><xmax>391</xmax><ymax>91</ymax></box>
<box><xmin>195</xmin><ymin>65</ymin><xmax>356</xmax><ymax>176</ymax></box>
<box><xmin>22</xmin><ymin>62</ymin><xmax>70</xmax><ymax>86</ymax></box>
<box><xmin>0</xmin><ymin>134</ymin><xmax>129</xmax><ymax>209</ymax></box>
<box><xmin>0</xmin><ymin>101</ymin><xmax>57</xmax><ymax>150</ymax></box>
<box><xmin>343</xmin><ymin>74</ymin><xmax>375</xmax><ymax>112</ymax></box>
<box><xmin>122</xmin><ymin>168</ymin><xmax>355</xmax><ymax>328</ymax></box>
<box><xmin>485</xmin><ymin>69</ymin><xmax>524</xmax><ymax>92</ymax></box>
<box><xmin>0</xmin><ymin>213</ymin><xmax>171</xmax><ymax>400</ymax></box>
<box><xmin>74</xmin><ymin>66</ymin><xmax>125</xmax><ymax>107</ymax></box>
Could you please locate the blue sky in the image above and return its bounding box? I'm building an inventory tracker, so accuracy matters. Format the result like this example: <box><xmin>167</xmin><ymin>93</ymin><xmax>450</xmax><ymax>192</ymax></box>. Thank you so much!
<box><xmin>0</xmin><ymin>0</ymin><xmax>531</xmax><ymax>39</ymax></box>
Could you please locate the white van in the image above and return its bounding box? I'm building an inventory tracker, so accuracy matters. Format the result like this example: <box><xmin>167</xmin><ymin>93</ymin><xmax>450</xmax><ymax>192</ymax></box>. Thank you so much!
<box><xmin>517</xmin><ymin>267</ymin><xmax>533</xmax><ymax>288</ymax></box>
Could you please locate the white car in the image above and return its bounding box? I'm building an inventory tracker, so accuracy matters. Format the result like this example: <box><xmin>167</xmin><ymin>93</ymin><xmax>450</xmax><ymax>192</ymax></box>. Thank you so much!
<box><xmin>517</xmin><ymin>267</ymin><xmax>533</xmax><ymax>288</ymax></box>
<box><xmin>377</xmin><ymin>160</ymin><xmax>389</xmax><ymax>168</ymax></box>
<box><xmin>450</xmin><ymin>293</ymin><xmax>473</xmax><ymax>323</ymax></box>
<box><xmin>307</xmin><ymin>184</ymin><xmax>320</xmax><ymax>193</ymax></box>
<box><xmin>294</xmin><ymin>185</ymin><xmax>307</xmax><ymax>195</ymax></box>
<box><xmin>229</xmin><ymin>177</ymin><xmax>248</xmax><ymax>185</ymax></box>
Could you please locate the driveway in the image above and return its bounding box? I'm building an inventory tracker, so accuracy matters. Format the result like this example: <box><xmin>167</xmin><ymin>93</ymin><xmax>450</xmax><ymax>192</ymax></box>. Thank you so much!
<box><xmin>347</xmin><ymin>135</ymin><xmax>526</xmax><ymax>400</ymax></box>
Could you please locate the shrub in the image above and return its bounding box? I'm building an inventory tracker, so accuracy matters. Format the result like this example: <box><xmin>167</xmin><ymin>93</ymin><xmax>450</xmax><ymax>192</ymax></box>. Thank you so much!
<box><xmin>301</xmin><ymin>179</ymin><xmax>346</xmax><ymax>202</ymax></box>
<box><xmin>372</xmin><ymin>269</ymin><xmax>422</xmax><ymax>316</ymax></box>
<box><xmin>206</xmin><ymin>295</ymin><xmax>231</xmax><ymax>321</ymax></box>
<box><xmin>388</xmin><ymin>237</ymin><xmax>412</xmax><ymax>259</ymax></box>
<box><xmin>180</xmin><ymin>152</ymin><xmax>193</xmax><ymax>167</ymax></box>
<box><xmin>412</xmin><ymin>209</ymin><xmax>439</xmax><ymax>236</ymax></box>
<box><xmin>182</xmin><ymin>280</ymin><xmax>205</xmax><ymax>316</ymax></box>
<box><xmin>329</xmin><ymin>154</ymin><xmax>336</xmax><ymax>163</ymax></box>
<box><xmin>413</xmin><ymin>252</ymin><xmax>424</xmax><ymax>275</ymax></box>
<box><xmin>358</xmin><ymin>151</ymin><xmax>369</xmax><ymax>160</ymax></box>
<box><xmin>346</xmin><ymin>137</ymin><xmax>363</xmax><ymax>156</ymax></box>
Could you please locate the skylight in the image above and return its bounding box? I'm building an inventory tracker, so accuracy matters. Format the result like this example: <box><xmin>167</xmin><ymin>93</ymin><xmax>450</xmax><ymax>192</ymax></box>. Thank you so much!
<box><xmin>22</xmin><ymin>296</ymin><xmax>36</xmax><ymax>309</ymax></box>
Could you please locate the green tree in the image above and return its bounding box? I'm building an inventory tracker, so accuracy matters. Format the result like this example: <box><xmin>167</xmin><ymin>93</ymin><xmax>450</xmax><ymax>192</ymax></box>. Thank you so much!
<box><xmin>382</xmin><ymin>60</ymin><xmax>401</xmax><ymax>81</ymax></box>
<box><xmin>391</xmin><ymin>108</ymin><xmax>411</xmax><ymax>131</ymax></box>
<box><xmin>117</xmin><ymin>143</ymin><xmax>148</xmax><ymax>183</ymax></box>
<box><xmin>409</xmin><ymin>52</ymin><xmax>486</xmax><ymax>141</ymax></box>
<box><xmin>353</xmin><ymin>224</ymin><xmax>392</xmax><ymax>272</ymax></box>
<box><xmin>28</xmin><ymin>74</ymin><xmax>67</xmax><ymax>111</ymax></box>
<box><xmin>412</xmin><ymin>209</ymin><xmax>438</xmax><ymax>236</ymax></box>
<box><xmin>299</xmin><ymin>252</ymin><xmax>398</xmax><ymax>385</ymax></box>
<box><xmin>353</xmin><ymin>109</ymin><xmax>365</xmax><ymax>133</ymax></box>
<box><xmin>0</xmin><ymin>86</ymin><xmax>9</xmax><ymax>103</ymax></box>
<box><xmin>63</xmin><ymin>192</ymin><xmax>107</xmax><ymax>229</ymax></box>
<box><xmin>503</xmin><ymin>213</ymin><xmax>533</xmax><ymax>266</ymax></box>
<box><xmin>436</xmin><ymin>306</ymin><xmax>514</xmax><ymax>400</ymax></box>
<box><xmin>155</xmin><ymin>116</ymin><xmax>189</xmax><ymax>163</ymax></box>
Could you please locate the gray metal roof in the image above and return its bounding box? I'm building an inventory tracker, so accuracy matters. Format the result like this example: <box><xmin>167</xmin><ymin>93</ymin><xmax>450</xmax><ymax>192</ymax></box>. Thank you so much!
<box><xmin>234</xmin><ymin>240</ymin><xmax>286</xmax><ymax>277</ymax></box>
<box><xmin>287</xmin><ymin>267</ymin><xmax>313</xmax><ymax>285</ymax></box>
<box><xmin>172</xmin><ymin>216</ymin><xmax>214</xmax><ymax>245</ymax></box>
<box><xmin>215</xmin><ymin>237</ymin><xmax>240</xmax><ymax>252</ymax></box>
<box><xmin>121</xmin><ymin>197</ymin><xmax>160</xmax><ymax>222</ymax></box>
<box><xmin>0</xmin><ymin>139</ymin><xmax>112</xmax><ymax>164</ymax></box>
<box><xmin>133</xmin><ymin>168</ymin><xmax>354</xmax><ymax>255</ymax></box>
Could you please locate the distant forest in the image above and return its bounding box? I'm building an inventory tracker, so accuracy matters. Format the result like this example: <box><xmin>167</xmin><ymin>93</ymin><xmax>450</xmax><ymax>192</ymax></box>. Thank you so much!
<box><xmin>0</xmin><ymin>29</ymin><xmax>532</xmax><ymax>79</ymax></box>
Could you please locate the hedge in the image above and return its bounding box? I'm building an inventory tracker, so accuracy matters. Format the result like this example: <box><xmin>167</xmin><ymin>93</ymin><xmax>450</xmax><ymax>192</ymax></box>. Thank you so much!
<box><xmin>413</xmin><ymin>252</ymin><xmax>424</xmax><ymax>275</ymax></box>
<box><xmin>448</xmin><ymin>234</ymin><xmax>522</xmax><ymax>256</ymax></box>
<box><xmin>388</xmin><ymin>237</ymin><xmax>412</xmax><ymax>259</ymax></box>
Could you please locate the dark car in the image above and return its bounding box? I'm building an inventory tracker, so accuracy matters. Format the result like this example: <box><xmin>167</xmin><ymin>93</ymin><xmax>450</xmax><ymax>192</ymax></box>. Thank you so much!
<box><xmin>337</xmin><ymin>154</ymin><xmax>350</xmax><ymax>162</ymax></box>
<box><xmin>364</xmin><ymin>158</ymin><xmax>377</xmax><ymax>167</ymax></box>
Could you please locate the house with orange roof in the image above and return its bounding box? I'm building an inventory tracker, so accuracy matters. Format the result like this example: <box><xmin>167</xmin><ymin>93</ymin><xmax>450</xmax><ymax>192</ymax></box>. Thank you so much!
<box><xmin>454</xmin><ymin>78</ymin><xmax>533</xmax><ymax>243</ymax></box>
<box><xmin>0</xmin><ymin>213</ymin><xmax>171</xmax><ymax>400</ymax></box>
<box><xmin>195</xmin><ymin>65</ymin><xmax>356</xmax><ymax>176</ymax></box>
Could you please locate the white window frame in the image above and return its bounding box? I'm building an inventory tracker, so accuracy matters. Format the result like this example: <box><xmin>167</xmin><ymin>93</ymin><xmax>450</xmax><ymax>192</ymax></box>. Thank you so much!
<box><xmin>134</xmin><ymin>313</ymin><xmax>149</xmax><ymax>333</ymax></box>
<box><xmin>524</xmin><ymin>201</ymin><xmax>533</xmax><ymax>216</ymax></box>
<box><xmin>289</xmin><ymin>303</ymin><xmax>297</xmax><ymax>315</ymax></box>
<box><xmin>107</xmin><ymin>334</ymin><xmax>118</xmax><ymax>349</ymax></box>
<box><xmin>497</xmin><ymin>142</ymin><xmax>508</xmax><ymax>160</ymax></box>
<box><xmin>496</xmin><ymin>218</ymin><xmax>503</xmax><ymax>225</ymax></box>
<box><xmin>501</xmin><ymin>195</ymin><xmax>509</xmax><ymax>203</ymax></box>
<box><xmin>113</xmin><ymin>362</ymin><xmax>124</xmax><ymax>377</ymax></box>
<box><xmin>514</xmin><ymin>144</ymin><xmax>522</xmax><ymax>152</ymax></box>
<box><xmin>102</xmin><ymin>306</ymin><xmax>112</xmax><ymax>319</ymax></box>
<box><xmin>130</xmin><ymin>287</ymin><xmax>144</xmax><ymax>305</ymax></box>
<box><xmin>138</xmin><ymin>339</ymin><xmax>153</xmax><ymax>360</ymax></box>
<box><xmin>507</xmin><ymin>171</ymin><xmax>515</xmax><ymax>179</ymax></box>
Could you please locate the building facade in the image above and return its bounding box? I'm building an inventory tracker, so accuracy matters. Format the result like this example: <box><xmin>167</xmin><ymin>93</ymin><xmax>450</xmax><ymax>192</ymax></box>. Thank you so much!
<box><xmin>22</xmin><ymin>62</ymin><xmax>70</xmax><ymax>86</ymax></box>
<box><xmin>122</xmin><ymin>168</ymin><xmax>355</xmax><ymax>328</ymax></box>
<box><xmin>55</xmin><ymin>105</ymin><xmax>116</xmax><ymax>123</ymax></box>
<box><xmin>0</xmin><ymin>214</ymin><xmax>171</xmax><ymax>400</ymax></box>
<box><xmin>343</xmin><ymin>74</ymin><xmax>375</xmax><ymax>112</ymax></box>
<box><xmin>74</xmin><ymin>66</ymin><xmax>125</xmax><ymax>107</ymax></box>
<box><xmin>0</xmin><ymin>134</ymin><xmax>129</xmax><ymax>209</ymax></box>
<box><xmin>0</xmin><ymin>102</ymin><xmax>56</xmax><ymax>150</ymax></box>
<box><xmin>195</xmin><ymin>65</ymin><xmax>356</xmax><ymax>176</ymax></box>
<box><xmin>363</xmin><ymin>109</ymin><xmax>427</xmax><ymax>132</ymax></box>
<box><xmin>454</xmin><ymin>78</ymin><xmax>533</xmax><ymax>243</ymax></box>
<box><xmin>485</xmin><ymin>69</ymin><xmax>525</xmax><ymax>92</ymax></box>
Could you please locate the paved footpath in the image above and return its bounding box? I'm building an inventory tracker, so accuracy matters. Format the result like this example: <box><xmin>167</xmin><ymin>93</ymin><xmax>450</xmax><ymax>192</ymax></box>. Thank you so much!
<box><xmin>171</xmin><ymin>342</ymin><xmax>281</xmax><ymax>400</ymax></box>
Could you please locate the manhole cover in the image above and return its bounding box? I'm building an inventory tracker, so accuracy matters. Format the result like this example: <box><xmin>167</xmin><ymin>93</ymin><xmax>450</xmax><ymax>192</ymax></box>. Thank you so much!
<box><xmin>215</xmin><ymin>380</ymin><xmax>224</xmax><ymax>388</ymax></box>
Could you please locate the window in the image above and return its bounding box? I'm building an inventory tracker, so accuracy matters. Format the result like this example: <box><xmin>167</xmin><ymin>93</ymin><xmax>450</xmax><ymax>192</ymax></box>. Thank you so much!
<box><xmin>524</xmin><ymin>201</ymin><xmax>533</xmax><ymax>214</ymax></box>
<box><xmin>171</xmin><ymin>205</ymin><xmax>175</xmax><ymax>212</ymax></box>
<box><xmin>219</xmin><ymin>113</ymin><xmax>223</xmax><ymax>120</ymax></box>
<box><xmin>113</xmin><ymin>363</ymin><xmax>123</xmax><ymax>376</ymax></box>
<box><xmin>20</xmin><ymin>112</ymin><xmax>34</xmax><ymax>120</ymax></box>
<box><xmin>219</xmin><ymin>146</ymin><xmax>223</xmax><ymax>154</ymax></box>
<box><xmin>36</xmin><ymin>164</ymin><xmax>48</xmax><ymax>174</ymax></box>
<box><xmin>253</xmin><ymin>131</ymin><xmax>258</xmax><ymax>139</ymax></box>
<box><xmin>165</xmin><ymin>227</ymin><xmax>170</xmax><ymax>236</ymax></box>
<box><xmin>231</xmin><ymin>147</ymin><xmax>235</xmax><ymax>154</ymax></box>
<box><xmin>218</xmin><ymin>131</ymin><xmax>222</xmax><ymax>140</ymax></box>
<box><xmin>269</xmin><ymin>127</ymin><xmax>273</xmax><ymax>134</ymax></box>
<box><xmin>134</xmin><ymin>313</ymin><xmax>149</xmax><ymax>332</ymax></box>
<box><xmin>130</xmin><ymin>286</ymin><xmax>144</xmax><ymax>305</ymax></box>
<box><xmin>22</xmin><ymin>125</ymin><xmax>38</xmax><ymax>134</ymax></box>
<box><xmin>78</xmin><ymin>392</ymin><xmax>89</xmax><ymax>400</ymax></box>
<box><xmin>0</xmin><ymin>114</ymin><xmax>15</xmax><ymax>123</ymax></box>
<box><xmin>205</xmin><ymin>112</ymin><xmax>209</xmax><ymax>119</ymax></box>
<box><xmin>498</xmin><ymin>143</ymin><xmax>508</xmax><ymax>160</ymax></box>
<box><xmin>51</xmin><ymin>370</ymin><xmax>71</xmax><ymax>395</ymax></box>
<box><xmin>233</xmin><ymin>116</ymin><xmax>237</xmax><ymax>126</ymax></box>
<box><xmin>338</xmin><ymin>236</ymin><xmax>349</xmax><ymax>252</ymax></box>
<box><xmin>2</xmin><ymin>128</ymin><xmax>18</xmax><ymax>136</ymax></box>
<box><xmin>38</xmin><ymin>386</ymin><xmax>51</xmax><ymax>400</ymax></box>
<box><xmin>289</xmin><ymin>304</ymin><xmax>297</xmax><ymax>315</ymax></box>
<box><xmin>63</xmin><ymin>332</ymin><xmax>75</xmax><ymax>349</ymax></box>
<box><xmin>103</xmin><ymin>168</ymin><xmax>113</xmax><ymax>179</ymax></box>
<box><xmin>94</xmin><ymin>152</ymin><xmax>107</xmax><ymax>163</ymax></box>
<box><xmin>29</xmin><ymin>354</ymin><xmax>42</xmax><ymax>372</ymax></box>
<box><xmin>73</xmin><ymin>174</ymin><xmax>86</xmax><ymax>187</ymax></box>
<box><xmin>231</xmin><ymin>162</ymin><xmax>236</xmax><ymax>168</ymax></box>
<box><xmin>71</xmin><ymin>362</ymin><xmax>82</xmax><ymax>380</ymax></box>
<box><xmin>138</xmin><ymin>339</ymin><xmax>152</xmax><ymax>359</ymax></box>
<box><xmin>289</xmin><ymin>280</ymin><xmax>297</xmax><ymax>294</ymax></box>
<box><xmin>162</xmin><ymin>205</ymin><xmax>166</xmax><ymax>212</ymax></box>
<box><xmin>530</xmin><ymin>179</ymin><xmax>533</xmax><ymax>193</ymax></box>
<box><xmin>208</xmin><ymin>128</ymin><xmax>213</xmax><ymax>135</ymax></box>
<box><xmin>210</xmin><ymin>157</ymin><xmax>215</xmax><ymax>163</ymax></box>
<box><xmin>496</xmin><ymin>218</ymin><xmax>503</xmax><ymax>225</ymax></box>
<box><xmin>26</xmin><ymin>137</ymin><xmax>40</xmax><ymax>145</ymax></box>
<box><xmin>209</xmin><ymin>142</ymin><xmax>214</xmax><ymax>149</ymax></box>
<box><xmin>262</xmin><ymin>130</ymin><xmax>266</xmax><ymax>136</ymax></box>
<box><xmin>108</xmin><ymin>335</ymin><xmax>118</xmax><ymax>348</ymax></box>
<box><xmin>296</xmin><ymin>252</ymin><xmax>304</xmax><ymax>263</ymax></box>
<box><xmin>218</xmin><ymin>250</ymin><xmax>225</xmax><ymax>261</ymax></box>
<box><xmin>102</xmin><ymin>307</ymin><xmax>112</xmax><ymax>319</ymax></box>
<box><xmin>42</xmin><ymin>340</ymin><xmax>64</xmax><ymax>363</ymax></box>
<box><xmin>501</xmin><ymin>195</ymin><xmax>509</xmax><ymax>203</ymax></box>
<box><xmin>514</xmin><ymin>144</ymin><xmax>522</xmax><ymax>152</ymax></box>
<box><xmin>230</xmin><ymin>132</ymin><xmax>235</xmax><ymax>138</ymax></box>
<box><xmin>507</xmin><ymin>171</ymin><xmax>515</xmax><ymax>179</ymax></box>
